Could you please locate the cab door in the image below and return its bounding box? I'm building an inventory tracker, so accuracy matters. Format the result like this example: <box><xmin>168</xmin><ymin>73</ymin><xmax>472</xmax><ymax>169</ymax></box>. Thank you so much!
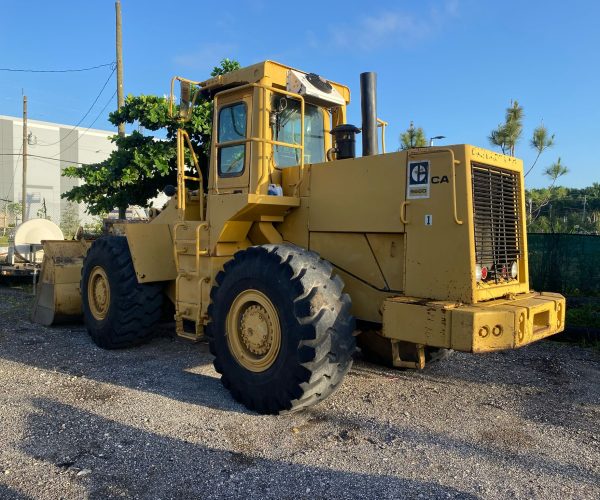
<box><xmin>209</xmin><ymin>92</ymin><xmax>252</xmax><ymax>194</ymax></box>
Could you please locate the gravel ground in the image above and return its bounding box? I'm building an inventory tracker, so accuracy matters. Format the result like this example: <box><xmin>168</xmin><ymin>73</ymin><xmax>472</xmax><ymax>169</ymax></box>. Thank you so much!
<box><xmin>0</xmin><ymin>284</ymin><xmax>598</xmax><ymax>499</ymax></box>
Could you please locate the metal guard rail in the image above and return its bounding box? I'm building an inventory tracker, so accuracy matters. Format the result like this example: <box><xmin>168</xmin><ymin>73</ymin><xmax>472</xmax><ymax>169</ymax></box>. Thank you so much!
<box><xmin>212</xmin><ymin>83</ymin><xmax>305</xmax><ymax>195</ymax></box>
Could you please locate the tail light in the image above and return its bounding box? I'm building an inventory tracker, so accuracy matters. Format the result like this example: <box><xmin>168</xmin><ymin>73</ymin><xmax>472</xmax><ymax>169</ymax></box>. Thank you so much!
<box><xmin>476</xmin><ymin>264</ymin><xmax>488</xmax><ymax>282</ymax></box>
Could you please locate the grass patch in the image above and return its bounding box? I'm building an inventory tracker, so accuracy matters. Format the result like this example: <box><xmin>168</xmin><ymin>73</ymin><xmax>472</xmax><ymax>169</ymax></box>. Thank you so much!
<box><xmin>562</xmin><ymin>304</ymin><xmax>600</xmax><ymax>350</ymax></box>
<box><xmin>567</xmin><ymin>305</ymin><xmax>600</xmax><ymax>329</ymax></box>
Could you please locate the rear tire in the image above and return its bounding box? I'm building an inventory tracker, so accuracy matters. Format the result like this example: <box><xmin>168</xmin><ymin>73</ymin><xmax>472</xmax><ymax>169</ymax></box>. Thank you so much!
<box><xmin>81</xmin><ymin>236</ymin><xmax>163</xmax><ymax>349</ymax></box>
<box><xmin>206</xmin><ymin>244</ymin><xmax>356</xmax><ymax>414</ymax></box>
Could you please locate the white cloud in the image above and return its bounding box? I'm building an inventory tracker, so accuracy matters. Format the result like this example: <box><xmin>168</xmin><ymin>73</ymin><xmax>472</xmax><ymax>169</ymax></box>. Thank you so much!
<box><xmin>173</xmin><ymin>42</ymin><xmax>237</xmax><ymax>70</ymax></box>
<box><xmin>444</xmin><ymin>0</ymin><xmax>460</xmax><ymax>17</ymax></box>
<box><xmin>319</xmin><ymin>1</ymin><xmax>460</xmax><ymax>52</ymax></box>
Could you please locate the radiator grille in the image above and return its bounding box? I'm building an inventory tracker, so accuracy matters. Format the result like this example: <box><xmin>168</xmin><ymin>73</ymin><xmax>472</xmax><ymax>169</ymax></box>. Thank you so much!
<box><xmin>472</xmin><ymin>163</ymin><xmax>522</xmax><ymax>283</ymax></box>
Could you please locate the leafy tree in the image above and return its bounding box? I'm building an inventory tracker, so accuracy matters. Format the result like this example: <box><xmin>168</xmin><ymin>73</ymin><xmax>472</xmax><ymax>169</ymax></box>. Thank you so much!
<box><xmin>524</xmin><ymin>164</ymin><xmax>600</xmax><ymax>235</ymax></box>
<box><xmin>211</xmin><ymin>58</ymin><xmax>240</xmax><ymax>76</ymax></box>
<box><xmin>82</xmin><ymin>215</ymin><xmax>105</xmax><ymax>237</ymax></box>
<box><xmin>62</xmin><ymin>59</ymin><xmax>241</xmax><ymax>216</ymax></box>
<box><xmin>0</xmin><ymin>202</ymin><xmax>10</xmax><ymax>236</ymax></box>
<box><xmin>400</xmin><ymin>121</ymin><xmax>427</xmax><ymax>149</ymax></box>
<box><xmin>60</xmin><ymin>202</ymin><xmax>81</xmax><ymax>239</ymax></box>
<box><xmin>3</xmin><ymin>202</ymin><xmax>23</xmax><ymax>228</ymax></box>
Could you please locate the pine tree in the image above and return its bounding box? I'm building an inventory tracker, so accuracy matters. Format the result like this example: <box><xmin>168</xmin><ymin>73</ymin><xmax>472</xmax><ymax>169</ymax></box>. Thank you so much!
<box><xmin>400</xmin><ymin>121</ymin><xmax>427</xmax><ymax>149</ymax></box>
<box><xmin>488</xmin><ymin>100</ymin><xmax>523</xmax><ymax>156</ymax></box>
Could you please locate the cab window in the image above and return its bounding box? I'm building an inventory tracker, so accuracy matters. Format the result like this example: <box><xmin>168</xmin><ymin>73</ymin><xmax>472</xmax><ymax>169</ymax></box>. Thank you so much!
<box><xmin>218</xmin><ymin>102</ymin><xmax>247</xmax><ymax>177</ymax></box>
<box><xmin>272</xmin><ymin>97</ymin><xmax>325</xmax><ymax>168</ymax></box>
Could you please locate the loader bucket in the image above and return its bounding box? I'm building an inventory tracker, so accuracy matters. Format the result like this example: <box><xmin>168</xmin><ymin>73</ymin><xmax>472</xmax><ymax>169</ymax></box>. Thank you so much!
<box><xmin>31</xmin><ymin>239</ymin><xmax>90</xmax><ymax>326</ymax></box>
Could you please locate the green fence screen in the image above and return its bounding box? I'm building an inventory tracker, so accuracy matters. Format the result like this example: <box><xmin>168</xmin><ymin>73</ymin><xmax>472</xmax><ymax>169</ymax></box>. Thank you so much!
<box><xmin>528</xmin><ymin>233</ymin><xmax>600</xmax><ymax>296</ymax></box>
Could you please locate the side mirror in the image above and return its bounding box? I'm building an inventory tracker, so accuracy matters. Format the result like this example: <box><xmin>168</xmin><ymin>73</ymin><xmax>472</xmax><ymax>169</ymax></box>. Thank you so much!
<box><xmin>179</xmin><ymin>81</ymin><xmax>192</xmax><ymax>120</ymax></box>
<box><xmin>169</xmin><ymin>76</ymin><xmax>201</xmax><ymax>121</ymax></box>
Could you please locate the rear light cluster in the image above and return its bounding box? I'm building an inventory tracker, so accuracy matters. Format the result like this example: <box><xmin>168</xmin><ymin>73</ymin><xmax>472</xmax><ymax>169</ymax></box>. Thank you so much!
<box><xmin>475</xmin><ymin>262</ymin><xmax>518</xmax><ymax>283</ymax></box>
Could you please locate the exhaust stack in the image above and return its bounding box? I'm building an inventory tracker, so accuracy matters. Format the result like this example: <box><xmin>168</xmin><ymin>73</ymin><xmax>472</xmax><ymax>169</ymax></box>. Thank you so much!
<box><xmin>360</xmin><ymin>72</ymin><xmax>378</xmax><ymax>156</ymax></box>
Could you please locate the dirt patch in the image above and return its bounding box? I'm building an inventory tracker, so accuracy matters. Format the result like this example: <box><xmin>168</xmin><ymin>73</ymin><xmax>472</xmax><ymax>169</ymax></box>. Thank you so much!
<box><xmin>0</xmin><ymin>285</ymin><xmax>599</xmax><ymax>499</ymax></box>
<box><xmin>480</xmin><ymin>425</ymin><xmax>535</xmax><ymax>450</ymax></box>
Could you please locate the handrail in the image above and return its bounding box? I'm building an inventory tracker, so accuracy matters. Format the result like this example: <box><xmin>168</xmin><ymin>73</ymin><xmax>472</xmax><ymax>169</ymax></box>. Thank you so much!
<box><xmin>195</xmin><ymin>223</ymin><xmax>209</xmax><ymax>272</ymax></box>
<box><xmin>400</xmin><ymin>201</ymin><xmax>410</xmax><ymax>224</ymax></box>
<box><xmin>212</xmin><ymin>83</ymin><xmax>305</xmax><ymax>195</ymax></box>
<box><xmin>214</xmin><ymin>138</ymin><xmax>303</xmax><ymax>149</ymax></box>
<box><xmin>171</xmin><ymin>77</ymin><xmax>204</xmax><ymax>219</ymax></box>
<box><xmin>176</xmin><ymin>129</ymin><xmax>185</xmax><ymax>214</ymax></box>
<box><xmin>377</xmin><ymin>118</ymin><xmax>388</xmax><ymax>153</ymax></box>
<box><xmin>176</xmin><ymin>128</ymin><xmax>205</xmax><ymax>219</ymax></box>
<box><xmin>173</xmin><ymin>77</ymin><xmax>306</xmax><ymax>210</ymax></box>
<box><xmin>408</xmin><ymin>148</ymin><xmax>464</xmax><ymax>225</ymax></box>
<box><xmin>181</xmin><ymin>129</ymin><xmax>204</xmax><ymax>220</ymax></box>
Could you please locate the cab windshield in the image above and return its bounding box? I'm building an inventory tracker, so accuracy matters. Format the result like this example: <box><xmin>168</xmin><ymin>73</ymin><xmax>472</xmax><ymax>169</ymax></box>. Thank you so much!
<box><xmin>271</xmin><ymin>97</ymin><xmax>325</xmax><ymax>168</ymax></box>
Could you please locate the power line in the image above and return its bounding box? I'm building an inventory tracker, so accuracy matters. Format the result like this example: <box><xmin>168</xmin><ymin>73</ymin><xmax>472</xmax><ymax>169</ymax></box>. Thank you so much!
<box><xmin>53</xmin><ymin>90</ymin><xmax>118</xmax><ymax>157</ymax></box>
<box><xmin>0</xmin><ymin>62</ymin><xmax>115</xmax><ymax>73</ymax></box>
<box><xmin>0</xmin><ymin>152</ymin><xmax>92</xmax><ymax>166</ymax></box>
<box><xmin>1</xmin><ymin>88</ymin><xmax>119</xmax><ymax>168</ymax></box>
<box><xmin>86</xmin><ymin>90</ymin><xmax>118</xmax><ymax>129</ymax></box>
<box><xmin>38</xmin><ymin>67</ymin><xmax>116</xmax><ymax>148</ymax></box>
<box><xmin>3</xmin><ymin>85</ymin><xmax>116</xmax><ymax>158</ymax></box>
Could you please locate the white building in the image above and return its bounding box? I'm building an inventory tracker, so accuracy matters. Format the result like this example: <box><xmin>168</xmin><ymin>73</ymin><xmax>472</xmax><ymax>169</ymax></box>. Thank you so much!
<box><xmin>0</xmin><ymin>115</ymin><xmax>116</xmax><ymax>226</ymax></box>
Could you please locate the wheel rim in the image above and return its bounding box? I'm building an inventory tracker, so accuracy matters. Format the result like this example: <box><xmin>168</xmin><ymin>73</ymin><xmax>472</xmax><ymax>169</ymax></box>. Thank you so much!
<box><xmin>226</xmin><ymin>289</ymin><xmax>281</xmax><ymax>372</ymax></box>
<box><xmin>88</xmin><ymin>266</ymin><xmax>110</xmax><ymax>321</ymax></box>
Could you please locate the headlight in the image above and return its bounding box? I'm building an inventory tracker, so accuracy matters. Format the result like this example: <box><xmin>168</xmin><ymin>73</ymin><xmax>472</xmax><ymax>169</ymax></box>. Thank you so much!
<box><xmin>511</xmin><ymin>261</ymin><xmax>518</xmax><ymax>279</ymax></box>
<box><xmin>475</xmin><ymin>264</ymin><xmax>482</xmax><ymax>281</ymax></box>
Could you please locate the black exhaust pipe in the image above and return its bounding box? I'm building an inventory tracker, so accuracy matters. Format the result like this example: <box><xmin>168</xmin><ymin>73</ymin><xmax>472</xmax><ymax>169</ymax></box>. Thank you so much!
<box><xmin>360</xmin><ymin>72</ymin><xmax>378</xmax><ymax>156</ymax></box>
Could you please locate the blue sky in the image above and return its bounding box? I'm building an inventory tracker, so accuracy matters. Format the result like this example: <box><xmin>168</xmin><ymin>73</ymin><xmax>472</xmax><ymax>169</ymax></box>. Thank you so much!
<box><xmin>1</xmin><ymin>0</ymin><xmax>598</xmax><ymax>188</ymax></box>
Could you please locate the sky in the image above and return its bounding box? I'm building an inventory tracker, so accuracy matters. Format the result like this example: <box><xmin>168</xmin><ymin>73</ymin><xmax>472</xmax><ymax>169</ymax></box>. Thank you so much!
<box><xmin>1</xmin><ymin>0</ymin><xmax>598</xmax><ymax>189</ymax></box>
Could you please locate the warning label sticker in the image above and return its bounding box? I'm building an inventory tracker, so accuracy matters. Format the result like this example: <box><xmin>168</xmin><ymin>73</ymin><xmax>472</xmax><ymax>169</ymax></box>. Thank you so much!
<box><xmin>407</xmin><ymin>160</ymin><xmax>430</xmax><ymax>199</ymax></box>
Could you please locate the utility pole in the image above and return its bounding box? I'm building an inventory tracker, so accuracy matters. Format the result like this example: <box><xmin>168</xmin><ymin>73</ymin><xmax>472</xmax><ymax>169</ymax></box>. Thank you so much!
<box><xmin>21</xmin><ymin>95</ymin><xmax>28</xmax><ymax>224</ymax></box>
<box><xmin>582</xmin><ymin>195</ymin><xmax>587</xmax><ymax>222</ymax></box>
<box><xmin>115</xmin><ymin>0</ymin><xmax>126</xmax><ymax>219</ymax></box>
<box><xmin>115</xmin><ymin>0</ymin><xmax>125</xmax><ymax>137</ymax></box>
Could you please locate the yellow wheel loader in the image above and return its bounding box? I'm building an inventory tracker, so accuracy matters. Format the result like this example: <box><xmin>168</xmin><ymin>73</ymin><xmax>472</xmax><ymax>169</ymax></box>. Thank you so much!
<box><xmin>32</xmin><ymin>61</ymin><xmax>566</xmax><ymax>414</ymax></box>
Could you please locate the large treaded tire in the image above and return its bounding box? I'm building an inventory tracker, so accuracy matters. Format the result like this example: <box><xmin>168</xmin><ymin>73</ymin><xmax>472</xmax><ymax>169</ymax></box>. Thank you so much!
<box><xmin>206</xmin><ymin>244</ymin><xmax>356</xmax><ymax>414</ymax></box>
<box><xmin>81</xmin><ymin>236</ymin><xmax>163</xmax><ymax>349</ymax></box>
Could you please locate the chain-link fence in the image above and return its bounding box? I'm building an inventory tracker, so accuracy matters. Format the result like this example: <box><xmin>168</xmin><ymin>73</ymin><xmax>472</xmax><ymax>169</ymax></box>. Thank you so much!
<box><xmin>528</xmin><ymin>233</ymin><xmax>600</xmax><ymax>296</ymax></box>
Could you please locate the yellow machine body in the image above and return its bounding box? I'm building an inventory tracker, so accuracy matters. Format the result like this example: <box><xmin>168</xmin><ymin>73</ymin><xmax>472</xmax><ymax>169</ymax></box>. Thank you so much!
<box><xmin>31</xmin><ymin>239</ymin><xmax>91</xmax><ymax>325</ymax></box>
<box><xmin>34</xmin><ymin>60</ymin><xmax>565</xmax><ymax>367</ymax></box>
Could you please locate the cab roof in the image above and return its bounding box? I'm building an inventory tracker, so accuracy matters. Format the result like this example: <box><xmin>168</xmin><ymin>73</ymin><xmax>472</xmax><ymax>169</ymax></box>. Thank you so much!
<box><xmin>199</xmin><ymin>60</ymin><xmax>351</xmax><ymax>104</ymax></box>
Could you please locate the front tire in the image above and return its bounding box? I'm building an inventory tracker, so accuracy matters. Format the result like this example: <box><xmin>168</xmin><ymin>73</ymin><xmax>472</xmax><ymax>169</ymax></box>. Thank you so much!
<box><xmin>206</xmin><ymin>244</ymin><xmax>356</xmax><ymax>414</ymax></box>
<box><xmin>81</xmin><ymin>236</ymin><xmax>163</xmax><ymax>349</ymax></box>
